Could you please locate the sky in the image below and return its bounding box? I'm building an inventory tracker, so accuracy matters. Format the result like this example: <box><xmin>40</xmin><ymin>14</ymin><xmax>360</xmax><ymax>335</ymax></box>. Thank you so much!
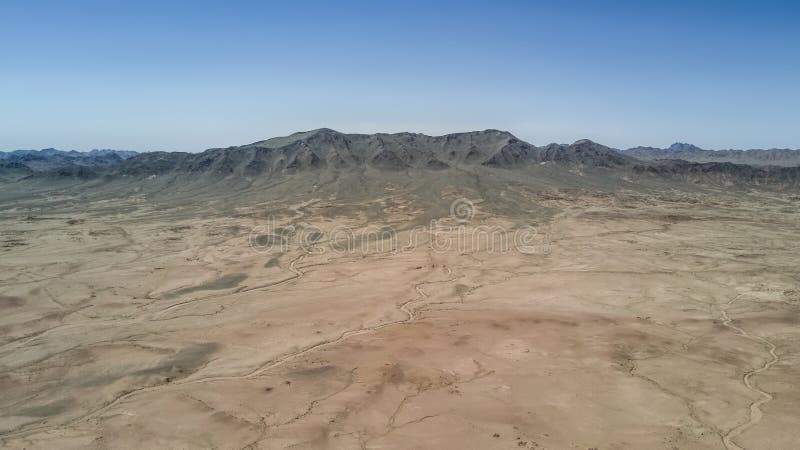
<box><xmin>1</xmin><ymin>0</ymin><xmax>798</xmax><ymax>152</ymax></box>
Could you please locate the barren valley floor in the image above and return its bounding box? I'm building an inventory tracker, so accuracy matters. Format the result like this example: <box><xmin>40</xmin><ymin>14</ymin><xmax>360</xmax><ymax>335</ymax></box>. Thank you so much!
<box><xmin>1</xmin><ymin>190</ymin><xmax>798</xmax><ymax>449</ymax></box>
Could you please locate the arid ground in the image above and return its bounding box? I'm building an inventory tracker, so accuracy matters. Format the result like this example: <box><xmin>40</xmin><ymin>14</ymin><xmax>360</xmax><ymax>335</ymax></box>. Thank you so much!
<box><xmin>1</xmin><ymin>188</ymin><xmax>798</xmax><ymax>449</ymax></box>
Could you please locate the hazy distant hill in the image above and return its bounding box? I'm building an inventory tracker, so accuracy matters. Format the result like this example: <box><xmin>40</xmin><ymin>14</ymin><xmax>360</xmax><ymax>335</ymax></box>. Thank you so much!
<box><xmin>621</xmin><ymin>143</ymin><xmax>800</xmax><ymax>166</ymax></box>
<box><xmin>0</xmin><ymin>148</ymin><xmax>138</xmax><ymax>171</ymax></box>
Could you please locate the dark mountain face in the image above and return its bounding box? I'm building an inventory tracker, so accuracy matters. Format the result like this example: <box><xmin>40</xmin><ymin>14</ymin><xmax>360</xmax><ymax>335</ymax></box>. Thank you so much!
<box><xmin>633</xmin><ymin>160</ymin><xmax>800</xmax><ymax>186</ymax></box>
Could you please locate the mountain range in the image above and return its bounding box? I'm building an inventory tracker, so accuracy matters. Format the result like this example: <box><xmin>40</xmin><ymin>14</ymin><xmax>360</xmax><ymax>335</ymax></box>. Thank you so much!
<box><xmin>113</xmin><ymin>129</ymin><xmax>636</xmax><ymax>177</ymax></box>
<box><xmin>2</xmin><ymin>130</ymin><xmax>800</xmax><ymax>192</ymax></box>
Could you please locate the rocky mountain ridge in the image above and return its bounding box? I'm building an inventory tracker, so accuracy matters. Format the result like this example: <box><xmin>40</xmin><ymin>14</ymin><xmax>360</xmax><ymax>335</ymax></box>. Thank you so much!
<box><xmin>3</xmin><ymin>130</ymin><xmax>800</xmax><ymax>189</ymax></box>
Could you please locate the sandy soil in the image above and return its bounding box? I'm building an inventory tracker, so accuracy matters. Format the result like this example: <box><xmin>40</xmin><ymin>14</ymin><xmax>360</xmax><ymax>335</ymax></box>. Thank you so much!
<box><xmin>1</xmin><ymin>191</ymin><xmax>798</xmax><ymax>449</ymax></box>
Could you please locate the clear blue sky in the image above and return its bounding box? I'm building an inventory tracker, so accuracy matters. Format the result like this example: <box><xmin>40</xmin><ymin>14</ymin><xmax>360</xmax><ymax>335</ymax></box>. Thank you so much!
<box><xmin>1</xmin><ymin>0</ymin><xmax>798</xmax><ymax>152</ymax></box>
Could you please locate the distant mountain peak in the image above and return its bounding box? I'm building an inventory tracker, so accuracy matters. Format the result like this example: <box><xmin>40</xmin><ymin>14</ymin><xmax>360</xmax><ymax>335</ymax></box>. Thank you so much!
<box><xmin>479</xmin><ymin>128</ymin><xmax>515</xmax><ymax>135</ymax></box>
<box><xmin>668</xmin><ymin>142</ymin><xmax>703</xmax><ymax>152</ymax></box>
<box><xmin>304</xmin><ymin>127</ymin><xmax>342</xmax><ymax>136</ymax></box>
<box><xmin>469</xmin><ymin>129</ymin><xmax>517</xmax><ymax>139</ymax></box>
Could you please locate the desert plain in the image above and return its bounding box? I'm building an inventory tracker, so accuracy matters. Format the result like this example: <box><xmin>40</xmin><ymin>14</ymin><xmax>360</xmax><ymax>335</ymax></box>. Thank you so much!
<box><xmin>0</xmin><ymin>181</ymin><xmax>798</xmax><ymax>450</ymax></box>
